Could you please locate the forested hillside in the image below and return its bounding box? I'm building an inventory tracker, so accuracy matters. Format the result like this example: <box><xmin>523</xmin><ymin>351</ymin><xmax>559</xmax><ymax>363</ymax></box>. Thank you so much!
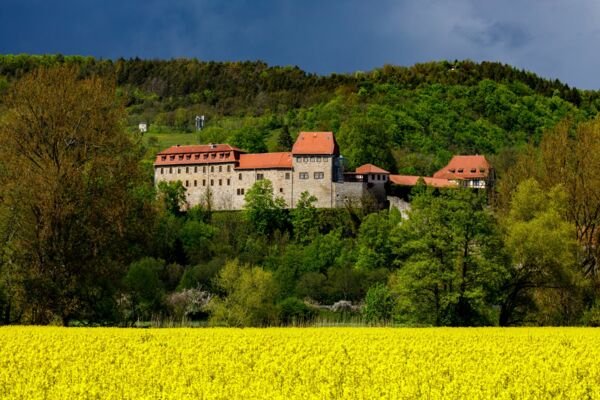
<box><xmin>1</xmin><ymin>55</ymin><xmax>599</xmax><ymax>175</ymax></box>
<box><xmin>0</xmin><ymin>57</ymin><xmax>599</xmax><ymax>328</ymax></box>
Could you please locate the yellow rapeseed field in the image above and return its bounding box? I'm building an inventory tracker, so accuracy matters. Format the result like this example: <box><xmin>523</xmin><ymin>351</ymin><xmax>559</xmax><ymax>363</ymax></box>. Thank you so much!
<box><xmin>0</xmin><ymin>327</ymin><xmax>598</xmax><ymax>399</ymax></box>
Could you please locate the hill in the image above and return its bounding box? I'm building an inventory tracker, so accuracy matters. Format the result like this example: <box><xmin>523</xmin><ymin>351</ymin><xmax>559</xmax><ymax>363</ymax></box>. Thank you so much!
<box><xmin>1</xmin><ymin>55</ymin><xmax>599</xmax><ymax>174</ymax></box>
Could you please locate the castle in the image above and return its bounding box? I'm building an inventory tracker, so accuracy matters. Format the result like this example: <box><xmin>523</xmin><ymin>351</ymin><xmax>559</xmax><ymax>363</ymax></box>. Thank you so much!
<box><xmin>153</xmin><ymin>131</ymin><xmax>493</xmax><ymax>210</ymax></box>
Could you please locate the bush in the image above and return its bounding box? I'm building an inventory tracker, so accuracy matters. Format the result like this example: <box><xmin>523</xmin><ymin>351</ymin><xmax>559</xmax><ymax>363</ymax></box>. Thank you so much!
<box><xmin>278</xmin><ymin>297</ymin><xmax>315</xmax><ymax>325</ymax></box>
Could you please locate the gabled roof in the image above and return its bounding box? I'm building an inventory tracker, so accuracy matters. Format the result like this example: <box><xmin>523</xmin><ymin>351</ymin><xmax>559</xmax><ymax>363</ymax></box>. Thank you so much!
<box><xmin>292</xmin><ymin>132</ymin><xmax>339</xmax><ymax>155</ymax></box>
<box><xmin>355</xmin><ymin>164</ymin><xmax>390</xmax><ymax>174</ymax></box>
<box><xmin>157</xmin><ymin>144</ymin><xmax>241</xmax><ymax>155</ymax></box>
<box><xmin>389</xmin><ymin>175</ymin><xmax>457</xmax><ymax>188</ymax></box>
<box><xmin>237</xmin><ymin>152</ymin><xmax>293</xmax><ymax>170</ymax></box>
<box><xmin>433</xmin><ymin>155</ymin><xmax>491</xmax><ymax>180</ymax></box>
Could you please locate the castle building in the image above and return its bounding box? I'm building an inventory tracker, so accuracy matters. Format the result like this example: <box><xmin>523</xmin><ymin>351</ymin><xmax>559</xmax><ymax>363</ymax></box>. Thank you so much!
<box><xmin>153</xmin><ymin>132</ymin><xmax>388</xmax><ymax>210</ymax></box>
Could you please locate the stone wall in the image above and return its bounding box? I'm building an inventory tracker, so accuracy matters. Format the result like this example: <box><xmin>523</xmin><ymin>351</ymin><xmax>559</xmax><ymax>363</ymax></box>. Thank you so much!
<box><xmin>232</xmin><ymin>168</ymin><xmax>293</xmax><ymax>209</ymax></box>
<box><xmin>154</xmin><ymin>162</ymin><xmax>237</xmax><ymax>210</ymax></box>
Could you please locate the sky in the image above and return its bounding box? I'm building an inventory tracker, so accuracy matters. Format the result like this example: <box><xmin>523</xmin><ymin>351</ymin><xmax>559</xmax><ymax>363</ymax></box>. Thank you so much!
<box><xmin>1</xmin><ymin>0</ymin><xmax>599</xmax><ymax>89</ymax></box>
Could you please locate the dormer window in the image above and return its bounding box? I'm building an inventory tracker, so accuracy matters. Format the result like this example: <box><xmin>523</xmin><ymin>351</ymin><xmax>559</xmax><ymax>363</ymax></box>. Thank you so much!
<box><xmin>195</xmin><ymin>154</ymin><xmax>200</xmax><ymax>159</ymax></box>
<box><xmin>186</xmin><ymin>154</ymin><xmax>191</xmax><ymax>160</ymax></box>
<box><xmin>161</xmin><ymin>156</ymin><xmax>166</xmax><ymax>161</ymax></box>
<box><xmin>219</xmin><ymin>153</ymin><xmax>224</xmax><ymax>158</ymax></box>
<box><xmin>211</xmin><ymin>153</ymin><xmax>216</xmax><ymax>159</ymax></box>
<box><xmin>204</xmin><ymin>154</ymin><xmax>208</xmax><ymax>159</ymax></box>
<box><xmin>179</xmin><ymin>155</ymin><xmax>183</xmax><ymax>160</ymax></box>
<box><xmin>457</xmin><ymin>168</ymin><xmax>464</xmax><ymax>173</ymax></box>
<box><xmin>470</xmin><ymin>168</ymin><xmax>476</xmax><ymax>173</ymax></box>
<box><xmin>479</xmin><ymin>168</ymin><xmax>485</xmax><ymax>173</ymax></box>
<box><xmin>169</xmin><ymin>155</ymin><xmax>175</xmax><ymax>160</ymax></box>
<box><xmin>450</xmin><ymin>169</ymin><xmax>456</xmax><ymax>173</ymax></box>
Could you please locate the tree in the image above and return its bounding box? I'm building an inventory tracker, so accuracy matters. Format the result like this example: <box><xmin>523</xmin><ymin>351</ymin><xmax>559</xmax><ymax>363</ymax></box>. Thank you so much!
<box><xmin>244</xmin><ymin>180</ymin><xmax>288</xmax><ymax>236</ymax></box>
<box><xmin>290</xmin><ymin>191</ymin><xmax>318</xmax><ymax>244</ymax></box>
<box><xmin>355</xmin><ymin>209</ymin><xmax>401</xmax><ymax>270</ymax></box>
<box><xmin>277</xmin><ymin>124</ymin><xmax>294</xmax><ymax>151</ymax></box>
<box><xmin>207</xmin><ymin>260</ymin><xmax>278</xmax><ymax>326</ymax></box>
<box><xmin>0</xmin><ymin>65</ymin><xmax>153</xmax><ymax>324</ymax></box>
<box><xmin>122</xmin><ymin>257</ymin><xmax>166</xmax><ymax>322</ymax></box>
<box><xmin>391</xmin><ymin>188</ymin><xmax>505</xmax><ymax>326</ymax></box>
<box><xmin>157</xmin><ymin>181</ymin><xmax>187</xmax><ymax>216</ymax></box>
<box><xmin>499</xmin><ymin>179</ymin><xmax>578</xmax><ymax>325</ymax></box>
<box><xmin>363</xmin><ymin>284</ymin><xmax>395</xmax><ymax>324</ymax></box>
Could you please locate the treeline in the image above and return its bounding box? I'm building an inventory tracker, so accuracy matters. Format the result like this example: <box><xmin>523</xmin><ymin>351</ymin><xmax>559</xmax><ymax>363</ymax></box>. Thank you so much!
<box><xmin>2</xmin><ymin>55</ymin><xmax>600</xmax><ymax>176</ymax></box>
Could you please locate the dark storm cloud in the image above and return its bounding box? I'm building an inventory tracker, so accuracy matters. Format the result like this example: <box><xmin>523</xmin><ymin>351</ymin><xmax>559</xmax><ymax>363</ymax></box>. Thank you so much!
<box><xmin>0</xmin><ymin>0</ymin><xmax>599</xmax><ymax>89</ymax></box>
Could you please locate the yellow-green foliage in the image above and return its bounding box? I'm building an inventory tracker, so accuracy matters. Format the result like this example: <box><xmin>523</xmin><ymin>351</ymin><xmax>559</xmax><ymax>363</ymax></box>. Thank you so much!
<box><xmin>1</xmin><ymin>327</ymin><xmax>598</xmax><ymax>399</ymax></box>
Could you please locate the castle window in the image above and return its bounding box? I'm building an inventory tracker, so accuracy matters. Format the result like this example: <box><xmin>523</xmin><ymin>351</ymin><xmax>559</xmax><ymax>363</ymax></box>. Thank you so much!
<box><xmin>303</xmin><ymin>157</ymin><xmax>309</xmax><ymax>162</ymax></box>
<box><xmin>219</xmin><ymin>166</ymin><xmax>222</xmax><ymax>172</ymax></box>
<box><xmin>256</xmin><ymin>173</ymin><xmax>264</xmax><ymax>180</ymax></box>
<box><xmin>211</xmin><ymin>166</ymin><xmax>214</xmax><ymax>172</ymax></box>
<box><xmin>323</xmin><ymin>157</ymin><xmax>329</xmax><ymax>163</ymax></box>
<box><xmin>239</xmin><ymin>173</ymin><xmax>243</xmax><ymax>180</ymax></box>
<box><xmin>160</xmin><ymin>168</ymin><xmax>164</xmax><ymax>174</ymax></box>
<box><xmin>279</xmin><ymin>188</ymin><xmax>284</xmax><ymax>193</ymax></box>
<box><xmin>285</xmin><ymin>173</ymin><xmax>290</xmax><ymax>180</ymax></box>
<box><xmin>296</xmin><ymin>157</ymin><xmax>302</xmax><ymax>163</ymax></box>
<box><xmin>299</xmin><ymin>172</ymin><xmax>309</xmax><ymax>180</ymax></box>
<box><xmin>203</xmin><ymin>179</ymin><xmax>206</xmax><ymax>186</ymax></box>
<box><xmin>186</xmin><ymin>167</ymin><xmax>189</xmax><ymax>173</ymax></box>
<box><xmin>227</xmin><ymin>179</ymin><xmax>231</xmax><ymax>186</ymax></box>
<box><xmin>210</xmin><ymin>179</ymin><xmax>214</xmax><ymax>186</ymax></box>
<box><xmin>227</xmin><ymin>165</ymin><xmax>231</xmax><ymax>172</ymax></box>
<box><xmin>241</xmin><ymin>188</ymin><xmax>245</xmax><ymax>195</ymax></box>
<box><xmin>310</xmin><ymin>157</ymin><xmax>315</xmax><ymax>162</ymax></box>
<box><xmin>194</xmin><ymin>180</ymin><xmax>197</xmax><ymax>187</ymax></box>
<box><xmin>219</xmin><ymin>179</ymin><xmax>222</xmax><ymax>186</ymax></box>
<box><xmin>316</xmin><ymin>156</ymin><xmax>321</xmax><ymax>163</ymax></box>
<box><xmin>169</xmin><ymin>167</ymin><xmax>172</xmax><ymax>174</ymax></box>
<box><xmin>177</xmin><ymin>168</ymin><xmax>181</xmax><ymax>174</ymax></box>
<box><xmin>194</xmin><ymin>166</ymin><xmax>198</xmax><ymax>173</ymax></box>
<box><xmin>203</xmin><ymin>166</ymin><xmax>206</xmax><ymax>173</ymax></box>
<box><xmin>185</xmin><ymin>180</ymin><xmax>189</xmax><ymax>187</ymax></box>
<box><xmin>314</xmin><ymin>172</ymin><xmax>324</xmax><ymax>180</ymax></box>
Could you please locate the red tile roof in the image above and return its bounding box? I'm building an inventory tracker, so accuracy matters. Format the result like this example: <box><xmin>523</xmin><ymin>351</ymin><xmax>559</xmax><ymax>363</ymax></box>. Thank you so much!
<box><xmin>292</xmin><ymin>132</ymin><xmax>339</xmax><ymax>155</ymax></box>
<box><xmin>355</xmin><ymin>164</ymin><xmax>390</xmax><ymax>174</ymax></box>
<box><xmin>390</xmin><ymin>175</ymin><xmax>457</xmax><ymax>188</ymax></box>
<box><xmin>154</xmin><ymin>144</ymin><xmax>244</xmax><ymax>166</ymax></box>
<box><xmin>158</xmin><ymin>144</ymin><xmax>241</xmax><ymax>155</ymax></box>
<box><xmin>237</xmin><ymin>152</ymin><xmax>293</xmax><ymax>170</ymax></box>
<box><xmin>433</xmin><ymin>155</ymin><xmax>491</xmax><ymax>180</ymax></box>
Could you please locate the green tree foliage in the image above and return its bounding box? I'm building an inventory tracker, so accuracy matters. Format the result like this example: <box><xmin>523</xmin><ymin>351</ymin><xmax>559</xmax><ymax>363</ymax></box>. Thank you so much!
<box><xmin>244</xmin><ymin>180</ymin><xmax>288</xmax><ymax>236</ymax></box>
<box><xmin>208</xmin><ymin>260</ymin><xmax>278</xmax><ymax>327</ymax></box>
<box><xmin>0</xmin><ymin>65</ymin><xmax>154</xmax><ymax>325</ymax></box>
<box><xmin>363</xmin><ymin>284</ymin><xmax>395</xmax><ymax>324</ymax></box>
<box><xmin>122</xmin><ymin>257</ymin><xmax>166</xmax><ymax>321</ymax></box>
<box><xmin>291</xmin><ymin>191</ymin><xmax>318</xmax><ymax>244</ymax></box>
<box><xmin>355</xmin><ymin>209</ymin><xmax>402</xmax><ymax>270</ymax></box>
<box><xmin>157</xmin><ymin>181</ymin><xmax>187</xmax><ymax>216</ymax></box>
<box><xmin>499</xmin><ymin>179</ymin><xmax>579</xmax><ymax>325</ymax></box>
<box><xmin>277</xmin><ymin>124</ymin><xmax>294</xmax><ymax>151</ymax></box>
<box><xmin>391</xmin><ymin>188</ymin><xmax>505</xmax><ymax>326</ymax></box>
